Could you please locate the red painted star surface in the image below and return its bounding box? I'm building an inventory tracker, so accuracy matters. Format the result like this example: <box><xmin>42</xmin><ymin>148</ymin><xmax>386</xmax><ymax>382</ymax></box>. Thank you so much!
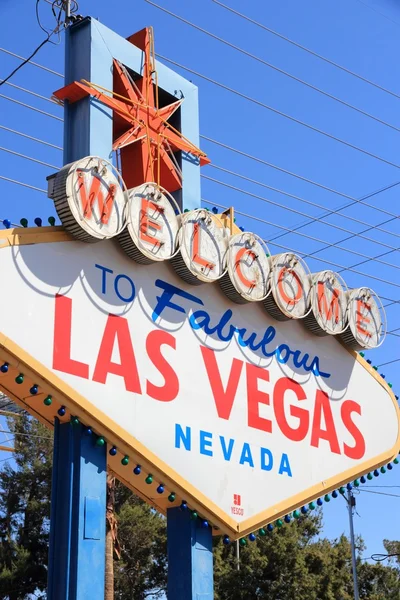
<box><xmin>54</xmin><ymin>27</ymin><xmax>210</xmax><ymax>192</ymax></box>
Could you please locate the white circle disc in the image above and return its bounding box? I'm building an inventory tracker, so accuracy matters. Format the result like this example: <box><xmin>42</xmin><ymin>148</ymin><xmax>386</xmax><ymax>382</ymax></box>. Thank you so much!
<box><xmin>267</xmin><ymin>253</ymin><xmax>311</xmax><ymax>319</ymax></box>
<box><xmin>341</xmin><ymin>288</ymin><xmax>385</xmax><ymax>349</ymax></box>
<box><xmin>119</xmin><ymin>182</ymin><xmax>180</xmax><ymax>263</ymax></box>
<box><xmin>306</xmin><ymin>271</ymin><xmax>348</xmax><ymax>335</ymax></box>
<box><xmin>53</xmin><ymin>156</ymin><xmax>127</xmax><ymax>242</ymax></box>
<box><xmin>220</xmin><ymin>232</ymin><xmax>270</xmax><ymax>302</ymax></box>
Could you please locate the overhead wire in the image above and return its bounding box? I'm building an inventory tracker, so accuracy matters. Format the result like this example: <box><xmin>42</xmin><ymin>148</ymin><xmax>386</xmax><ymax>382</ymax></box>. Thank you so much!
<box><xmin>3</xmin><ymin>80</ymin><xmax>61</xmax><ymax>105</ymax></box>
<box><xmin>208</xmin><ymin>164</ymin><xmax>400</xmax><ymax>241</ymax></box>
<box><xmin>0</xmin><ymin>93</ymin><xmax>63</xmax><ymax>121</ymax></box>
<box><xmin>0</xmin><ymin>47</ymin><xmax>63</xmax><ymax>77</ymax></box>
<box><xmin>203</xmin><ymin>174</ymin><xmax>400</xmax><ymax>261</ymax></box>
<box><xmin>147</xmin><ymin>2</ymin><xmax>400</xmax><ymax>170</ymax></box>
<box><xmin>0</xmin><ymin>146</ymin><xmax>59</xmax><ymax>169</ymax></box>
<box><xmin>212</xmin><ymin>0</ymin><xmax>400</xmax><ymax>100</ymax></box>
<box><xmin>377</xmin><ymin>358</ymin><xmax>400</xmax><ymax>368</ymax></box>
<box><xmin>201</xmin><ymin>198</ymin><xmax>400</xmax><ymax>289</ymax></box>
<box><xmin>202</xmin><ymin>135</ymin><xmax>400</xmax><ymax>218</ymax></box>
<box><xmin>0</xmin><ymin>125</ymin><xmax>62</xmax><ymax>150</ymax></box>
<box><xmin>0</xmin><ymin>175</ymin><xmax>47</xmax><ymax>194</ymax></box>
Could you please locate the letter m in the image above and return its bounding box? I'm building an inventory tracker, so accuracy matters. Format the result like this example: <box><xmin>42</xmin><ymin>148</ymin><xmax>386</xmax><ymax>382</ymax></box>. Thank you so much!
<box><xmin>317</xmin><ymin>281</ymin><xmax>340</xmax><ymax>323</ymax></box>
<box><xmin>77</xmin><ymin>170</ymin><xmax>116</xmax><ymax>225</ymax></box>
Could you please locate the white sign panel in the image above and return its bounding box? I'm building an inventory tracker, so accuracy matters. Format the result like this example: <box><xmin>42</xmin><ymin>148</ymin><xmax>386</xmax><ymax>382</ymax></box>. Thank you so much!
<box><xmin>0</xmin><ymin>236</ymin><xmax>398</xmax><ymax>530</ymax></box>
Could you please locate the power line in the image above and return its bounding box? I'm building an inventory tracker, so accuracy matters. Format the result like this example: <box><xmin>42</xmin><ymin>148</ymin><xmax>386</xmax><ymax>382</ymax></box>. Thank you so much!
<box><xmin>148</xmin><ymin>2</ymin><xmax>400</xmax><ymax>169</ymax></box>
<box><xmin>202</xmin><ymin>198</ymin><xmax>400</xmax><ymax>289</ymax></box>
<box><xmin>358</xmin><ymin>489</ymin><xmax>400</xmax><ymax>498</ymax></box>
<box><xmin>210</xmin><ymin>164</ymin><xmax>400</xmax><ymax>241</ymax></box>
<box><xmin>0</xmin><ymin>125</ymin><xmax>62</xmax><ymax>150</ymax></box>
<box><xmin>0</xmin><ymin>47</ymin><xmax>63</xmax><ymax>77</ymax></box>
<box><xmin>0</xmin><ymin>146</ymin><xmax>59</xmax><ymax>169</ymax></box>
<box><xmin>202</xmin><ymin>135</ymin><xmax>400</xmax><ymax>218</ymax></box>
<box><xmin>0</xmin><ymin>93</ymin><xmax>63</xmax><ymax>121</ymax></box>
<box><xmin>152</xmin><ymin>0</ymin><xmax>400</xmax><ymax>135</ymax></box>
<box><xmin>212</xmin><ymin>0</ymin><xmax>400</xmax><ymax>100</ymax></box>
<box><xmin>3</xmin><ymin>80</ymin><xmax>60</xmax><ymax>105</ymax></box>
<box><xmin>0</xmin><ymin>175</ymin><xmax>47</xmax><ymax>194</ymax></box>
<box><xmin>203</xmin><ymin>175</ymin><xmax>400</xmax><ymax>263</ymax></box>
<box><xmin>377</xmin><ymin>358</ymin><xmax>400</xmax><ymax>368</ymax></box>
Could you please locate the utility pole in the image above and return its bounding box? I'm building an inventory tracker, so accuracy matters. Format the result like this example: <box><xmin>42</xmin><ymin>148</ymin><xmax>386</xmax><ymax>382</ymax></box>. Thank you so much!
<box><xmin>63</xmin><ymin>0</ymin><xmax>71</xmax><ymax>24</ymax></box>
<box><xmin>347</xmin><ymin>490</ymin><xmax>360</xmax><ymax>600</ymax></box>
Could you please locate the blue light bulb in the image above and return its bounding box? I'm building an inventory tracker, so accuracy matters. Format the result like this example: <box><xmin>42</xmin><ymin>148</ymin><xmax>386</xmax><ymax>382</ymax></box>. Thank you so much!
<box><xmin>109</xmin><ymin>446</ymin><xmax>117</xmax><ymax>456</ymax></box>
<box><xmin>30</xmin><ymin>384</ymin><xmax>38</xmax><ymax>395</ymax></box>
<box><xmin>267</xmin><ymin>524</ymin><xmax>274</xmax><ymax>532</ymax></box>
<box><xmin>202</xmin><ymin>520</ymin><xmax>209</xmax><ymax>528</ymax></box>
<box><xmin>347</xmin><ymin>483</ymin><xmax>353</xmax><ymax>490</ymax></box>
<box><xmin>387</xmin><ymin>463</ymin><xmax>393</xmax><ymax>470</ymax></box>
<box><xmin>223</xmin><ymin>535</ymin><xmax>230</xmax><ymax>545</ymax></box>
<box><xmin>34</xmin><ymin>217</ymin><xmax>42</xmax><ymax>227</ymax></box>
<box><xmin>332</xmin><ymin>490</ymin><xmax>338</xmax><ymax>498</ymax></box>
<box><xmin>133</xmin><ymin>465</ymin><xmax>141</xmax><ymax>475</ymax></box>
<box><xmin>373</xmin><ymin>469</ymin><xmax>379</xmax><ymax>477</ymax></box>
<box><xmin>157</xmin><ymin>484</ymin><xmax>165</xmax><ymax>494</ymax></box>
<box><xmin>248</xmin><ymin>533</ymin><xmax>256</xmax><ymax>541</ymax></box>
<box><xmin>180</xmin><ymin>501</ymin><xmax>188</xmax><ymax>511</ymax></box>
<box><xmin>301</xmin><ymin>506</ymin><xmax>308</xmax><ymax>514</ymax></box>
<box><xmin>284</xmin><ymin>515</ymin><xmax>291</xmax><ymax>523</ymax></box>
<box><xmin>360</xmin><ymin>476</ymin><xmax>366</xmax><ymax>484</ymax></box>
<box><xmin>317</xmin><ymin>498</ymin><xmax>323</xmax><ymax>506</ymax></box>
<box><xmin>85</xmin><ymin>427</ymin><xmax>93</xmax><ymax>436</ymax></box>
<box><xmin>0</xmin><ymin>362</ymin><xmax>9</xmax><ymax>373</ymax></box>
<box><xmin>57</xmin><ymin>406</ymin><xmax>66</xmax><ymax>416</ymax></box>
<box><xmin>3</xmin><ymin>219</ymin><xmax>11</xmax><ymax>229</ymax></box>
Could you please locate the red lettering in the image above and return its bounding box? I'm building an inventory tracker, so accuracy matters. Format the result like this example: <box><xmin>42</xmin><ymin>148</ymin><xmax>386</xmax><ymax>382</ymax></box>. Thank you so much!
<box><xmin>77</xmin><ymin>170</ymin><xmax>116</xmax><ymax>224</ymax></box>
<box><xmin>191</xmin><ymin>222</ymin><xmax>215</xmax><ymax>270</ymax></box>
<box><xmin>247</xmin><ymin>364</ymin><xmax>272</xmax><ymax>433</ymax></box>
<box><xmin>317</xmin><ymin>281</ymin><xmax>340</xmax><ymax>323</ymax></box>
<box><xmin>277</xmin><ymin>267</ymin><xmax>303</xmax><ymax>306</ymax></box>
<box><xmin>146</xmin><ymin>330</ymin><xmax>179</xmax><ymax>402</ymax></box>
<box><xmin>139</xmin><ymin>198</ymin><xmax>162</xmax><ymax>247</ymax></box>
<box><xmin>235</xmin><ymin>247</ymin><xmax>256</xmax><ymax>289</ymax></box>
<box><xmin>53</xmin><ymin>295</ymin><xmax>89</xmax><ymax>379</ymax></box>
<box><xmin>356</xmin><ymin>300</ymin><xmax>371</xmax><ymax>337</ymax></box>
<box><xmin>310</xmin><ymin>390</ymin><xmax>341</xmax><ymax>454</ymax></box>
<box><xmin>273</xmin><ymin>377</ymin><xmax>308</xmax><ymax>441</ymax></box>
<box><xmin>201</xmin><ymin>346</ymin><xmax>243</xmax><ymax>419</ymax></box>
<box><xmin>341</xmin><ymin>400</ymin><xmax>365</xmax><ymax>459</ymax></box>
<box><xmin>92</xmin><ymin>314</ymin><xmax>141</xmax><ymax>393</ymax></box>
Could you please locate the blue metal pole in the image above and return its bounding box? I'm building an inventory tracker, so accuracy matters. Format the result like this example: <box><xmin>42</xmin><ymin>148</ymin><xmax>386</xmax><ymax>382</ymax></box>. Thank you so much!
<box><xmin>47</xmin><ymin>419</ymin><xmax>107</xmax><ymax>599</ymax></box>
<box><xmin>167</xmin><ymin>507</ymin><xmax>214</xmax><ymax>599</ymax></box>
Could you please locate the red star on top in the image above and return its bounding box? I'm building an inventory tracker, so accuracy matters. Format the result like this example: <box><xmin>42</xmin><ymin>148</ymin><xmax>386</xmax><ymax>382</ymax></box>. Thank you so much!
<box><xmin>54</xmin><ymin>27</ymin><xmax>210</xmax><ymax>192</ymax></box>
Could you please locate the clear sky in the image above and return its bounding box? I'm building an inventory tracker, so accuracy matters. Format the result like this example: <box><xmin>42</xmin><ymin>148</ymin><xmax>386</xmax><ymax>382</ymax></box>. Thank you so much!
<box><xmin>0</xmin><ymin>0</ymin><xmax>399</xmax><ymax>579</ymax></box>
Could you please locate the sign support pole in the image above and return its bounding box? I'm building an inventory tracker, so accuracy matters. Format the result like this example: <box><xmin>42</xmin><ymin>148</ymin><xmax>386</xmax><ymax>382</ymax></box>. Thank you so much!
<box><xmin>167</xmin><ymin>507</ymin><xmax>214</xmax><ymax>599</ymax></box>
<box><xmin>47</xmin><ymin>419</ymin><xmax>107</xmax><ymax>599</ymax></box>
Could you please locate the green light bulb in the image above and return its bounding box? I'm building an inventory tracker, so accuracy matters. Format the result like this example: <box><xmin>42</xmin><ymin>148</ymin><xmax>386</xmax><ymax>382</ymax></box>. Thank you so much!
<box><xmin>388</xmin><ymin>383</ymin><xmax>393</xmax><ymax>388</ymax></box>
<box><xmin>168</xmin><ymin>493</ymin><xmax>176</xmax><ymax>503</ymax></box>
<box><xmin>48</xmin><ymin>216</ymin><xmax>56</xmax><ymax>226</ymax></box>
<box><xmin>20</xmin><ymin>218</ymin><xmax>28</xmax><ymax>228</ymax></box>
<box><xmin>339</xmin><ymin>487</ymin><xmax>346</xmax><ymax>494</ymax></box>
<box><xmin>191</xmin><ymin>510</ymin><xmax>198</xmax><ymax>520</ymax></box>
<box><xmin>145</xmin><ymin>474</ymin><xmax>153</xmax><ymax>484</ymax></box>
<box><xmin>239</xmin><ymin>538</ymin><xmax>247</xmax><ymax>547</ymax></box>
<box><xmin>393</xmin><ymin>458</ymin><xmax>399</xmax><ymax>465</ymax></box>
<box><xmin>96</xmin><ymin>436</ymin><xmax>105</xmax><ymax>447</ymax></box>
<box><xmin>367</xmin><ymin>473</ymin><xmax>373</xmax><ymax>480</ymax></box>
<box><xmin>354</xmin><ymin>479</ymin><xmax>360</xmax><ymax>487</ymax></box>
<box><xmin>15</xmin><ymin>374</ymin><xmax>24</xmax><ymax>384</ymax></box>
<box><xmin>71</xmin><ymin>416</ymin><xmax>80</xmax><ymax>426</ymax></box>
<box><xmin>121</xmin><ymin>455</ymin><xmax>129</xmax><ymax>466</ymax></box>
<box><xmin>359</xmin><ymin>352</ymin><xmax>365</xmax><ymax>357</ymax></box>
<box><xmin>380</xmin><ymin>466</ymin><xmax>386</xmax><ymax>474</ymax></box>
<box><xmin>259</xmin><ymin>528</ymin><xmax>266</xmax><ymax>536</ymax></box>
<box><xmin>293</xmin><ymin>510</ymin><xmax>300</xmax><ymax>519</ymax></box>
<box><xmin>324</xmin><ymin>494</ymin><xmax>330</xmax><ymax>502</ymax></box>
<box><xmin>276</xmin><ymin>519</ymin><xmax>283</xmax><ymax>528</ymax></box>
<box><xmin>43</xmin><ymin>395</ymin><xmax>52</xmax><ymax>406</ymax></box>
<box><xmin>309</xmin><ymin>502</ymin><xmax>316</xmax><ymax>510</ymax></box>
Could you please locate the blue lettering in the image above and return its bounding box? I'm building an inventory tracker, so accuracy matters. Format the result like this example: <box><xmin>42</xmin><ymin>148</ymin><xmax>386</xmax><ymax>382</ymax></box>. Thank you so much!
<box><xmin>260</xmin><ymin>448</ymin><xmax>273</xmax><ymax>471</ymax></box>
<box><xmin>219</xmin><ymin>436</ymin><xmax>235</xmax><ymax>461</ymax></box>
<box><xmin>153</xmin><ymin>279</ymin><xmax>203</xmax><ymax>322</ymax></box>
<box><xmin>153</xmin><ymin>279</ymin><xmax>331</xmax><ymax>379</ymax></box>
<box><xmin>279</xmin><ymin>453</ymin><xmax>292</xmax><ymax>477</ymax></box>
<box><xmin>95</xmin><ymin>263</ymin><xmax>113</xmax><ymax>294</ymax></box>
<box><xmin>175</xmin><ymin>424</ymin><xmax>191</xmax><ymax>451</ymax></box>
<box><xmin>200</xmin><ymin>430</ymin><xmax>213</xmax><ymax>457</ymax></box>
<box><xmin>239</xmin><ymin>443</ymin><xmax>254</xmax><ymax>467</ymax></box>
<box><xmin>114</xmin><ymin>273</ymin><xmax>135</xmax><ymax>302</ymax></box>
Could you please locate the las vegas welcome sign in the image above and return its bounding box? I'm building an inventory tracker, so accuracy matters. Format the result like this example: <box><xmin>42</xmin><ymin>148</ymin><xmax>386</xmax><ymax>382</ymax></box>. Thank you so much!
<box><xmin>0</xmin><ymin>156</ymin><xmax>398</xmax><ymax>539</ymax></box>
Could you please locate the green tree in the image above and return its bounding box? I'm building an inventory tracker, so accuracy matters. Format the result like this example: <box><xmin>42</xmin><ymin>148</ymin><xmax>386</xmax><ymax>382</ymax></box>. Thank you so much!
<box><xmin>0</xmin><ymin>414</ymin><xmax>53</xmax><ymax>600</ymax></box>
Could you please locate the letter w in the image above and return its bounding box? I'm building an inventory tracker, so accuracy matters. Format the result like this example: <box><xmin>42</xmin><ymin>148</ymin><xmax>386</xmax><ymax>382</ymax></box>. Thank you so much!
<box><xmin>200</xmin><ymin>346</ymin><xmax>243</xmax><ymax>420</ymax></box>
<box><xmin>77</xmin><ymin>170</ymin><xmax>116</xmax><ymax>225</ymax></box>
